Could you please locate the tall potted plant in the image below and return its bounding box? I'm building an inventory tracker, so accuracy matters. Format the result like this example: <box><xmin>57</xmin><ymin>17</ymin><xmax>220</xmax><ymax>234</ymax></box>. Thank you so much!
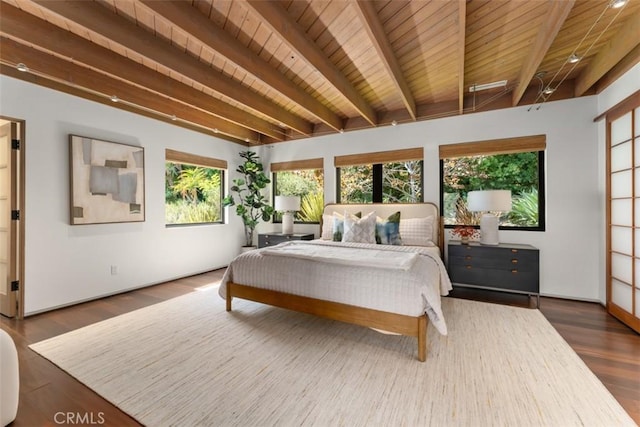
<box><xmin>223</xmin><ymin>151</ymin><xmax>274</xmax><ymax>248</ymax></box>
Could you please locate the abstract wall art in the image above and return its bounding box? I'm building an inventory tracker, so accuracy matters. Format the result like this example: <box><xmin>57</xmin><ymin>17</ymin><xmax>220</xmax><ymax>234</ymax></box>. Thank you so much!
<box><xmin>69</xmin><ymin>135</ymin><xmax>145</xmax><ymax>225</ymax></box>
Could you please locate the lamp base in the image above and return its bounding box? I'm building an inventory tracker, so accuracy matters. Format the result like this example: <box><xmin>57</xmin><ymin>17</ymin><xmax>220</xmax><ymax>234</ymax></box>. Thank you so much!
<box><xmin>282</xmin><ymin>212</ymin><xmax>294</xmax><ymax>235</ymax></box>
<box><xmin>479</xmin><ymin>214</ymin><xmax>500</xmax><ymax>245</ymax></box>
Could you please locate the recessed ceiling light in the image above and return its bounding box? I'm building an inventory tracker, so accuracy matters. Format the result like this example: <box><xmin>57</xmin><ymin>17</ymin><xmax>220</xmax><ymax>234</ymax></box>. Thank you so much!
<box><xmin>16</xmin><ymin>63</ymin><xmax>29</xmax><ymax>72</ymax></box>
<box><xmin>610</xmin><ymin>0</ymin><xmax>627</xmax><ymax>8</ymax></box>
<box><xmin>568</xmin><ymin>53</ymin><xmax>581</xmax><ymax>64</ymax></box>
<box><xmin>469</xmin><ymin>80</ymin><xmax>508</xmax><ymax>92</ymax></box>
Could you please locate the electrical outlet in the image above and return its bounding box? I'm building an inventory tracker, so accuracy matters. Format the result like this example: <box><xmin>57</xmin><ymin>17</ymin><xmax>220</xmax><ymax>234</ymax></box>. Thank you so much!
<box><xmin>110</xmin><ymin>265</ymin><xmax>118</xmax><ymax>275</ymax></box>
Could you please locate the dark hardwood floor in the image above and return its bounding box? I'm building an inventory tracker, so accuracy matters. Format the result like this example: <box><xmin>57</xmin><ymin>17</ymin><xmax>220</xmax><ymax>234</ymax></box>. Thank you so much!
<box><xmin>1</xmin><ymin>272</ymin><xmax>638</xmax><ymax>426</ymax></box>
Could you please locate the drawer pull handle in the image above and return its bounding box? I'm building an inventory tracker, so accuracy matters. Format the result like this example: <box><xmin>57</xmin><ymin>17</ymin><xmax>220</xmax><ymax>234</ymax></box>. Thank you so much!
<box><xmin>511</xmin><ymin>259</ymin><xmax>518</xmax><ymax>264</ymax></box>
<box><xmin>511</xmin><ymin>269</ymin><xmax>518</xmax><ymax>274</ymax></box>
<box><xmin>511</xmin><ymin>249</ymin><xmax>518</xmax><ymax>253</ymax></box>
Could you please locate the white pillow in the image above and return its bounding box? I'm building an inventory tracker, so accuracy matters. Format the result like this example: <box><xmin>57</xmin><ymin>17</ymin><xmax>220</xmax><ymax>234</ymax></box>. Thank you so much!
<box><xmin>321</xmin><ymin>214</ymin><xmax>334</xmax><ymax>240</ymax></box>
<box><xmin>400</xmin><ymin>216</ymin><xmax>435</xmax><ymax>246</ymax></box>
<box><xmin>342</xmin><ymin>211</ymin><xmax>376</xmax><ymax>244</ymax></box>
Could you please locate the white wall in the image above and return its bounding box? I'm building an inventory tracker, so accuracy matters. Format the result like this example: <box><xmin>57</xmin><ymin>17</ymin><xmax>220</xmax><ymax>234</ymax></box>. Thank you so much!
<box><xmin>264</xmin><ymin>96</ymin><xmax>602</xmax><ymax>301</ymax></box>
<box><xmin>595</xmin><ymin>63</ymin><xmax>640</xmax><ymax>302</ymax></box>
<box><xmin>0</xmin><ymin>76</ymin><xmax>246</xmax><ymax>315</ymax></box>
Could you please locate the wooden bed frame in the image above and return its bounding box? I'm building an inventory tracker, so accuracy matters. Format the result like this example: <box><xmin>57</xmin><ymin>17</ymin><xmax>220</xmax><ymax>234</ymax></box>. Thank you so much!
<box><xmin>225</xmin><ymin>203</ymin><xmax>444</xmax><ymax>362</ymax></box>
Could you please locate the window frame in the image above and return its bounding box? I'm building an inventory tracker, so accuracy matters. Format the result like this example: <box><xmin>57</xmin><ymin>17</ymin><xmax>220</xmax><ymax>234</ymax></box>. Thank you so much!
<box><xmin>438</xmin><ymin>136</ymin><xmax>546</xmax><ymax>232</ymax></box>
<box><xmin>335</xmin><ymin>148</ymin><xmax>424</xmax><ymax>204</ymax></box>
<box><xmin>165</xmin><ymin>149</ymin><xmax>226</xmax><ymax>227</ymax></box>
<box><xmin>271</xmin><ymin>158</ymin><xmax>324</xmax><ymax>225</ymax></box>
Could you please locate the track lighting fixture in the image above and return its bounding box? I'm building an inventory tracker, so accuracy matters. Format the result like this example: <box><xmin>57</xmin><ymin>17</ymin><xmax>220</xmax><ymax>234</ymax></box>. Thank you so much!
<box><xmin>468</xmin><ymin>80</ymin><xmax>508</xmax><ymax>92</ymax></box>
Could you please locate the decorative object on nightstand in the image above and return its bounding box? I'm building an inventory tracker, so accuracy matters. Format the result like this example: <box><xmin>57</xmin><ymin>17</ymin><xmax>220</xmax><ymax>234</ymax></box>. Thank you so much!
<box><xmin>447</xmin><ymin>240</ymin><xmax>540</xmax><ymax>307</ymax></box>
<box><xmin>451</xmin><ymin>225</ymin><xmax>480</xmax><ymax>244</ymax></box>
<box><xmin>258</xmin><ymin>232</ymin><xmax>314</xmax><ymax>248</ymax></box>
<box><xmin>467</xmin><ymin>190</ymin><xmax>511</xmax><ymax>245</ymax></box>
<box><xmin>275</xmin><ymin>195</ymin><xmax>301</xmax><ymax>235</ymax></box>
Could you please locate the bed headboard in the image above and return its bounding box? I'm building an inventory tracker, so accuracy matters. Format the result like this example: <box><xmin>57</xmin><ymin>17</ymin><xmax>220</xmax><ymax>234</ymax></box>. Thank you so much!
<box><xmin>322</xmin><ymin>203</ymin><xmax>443</xmax><ymax>254</ymax></box>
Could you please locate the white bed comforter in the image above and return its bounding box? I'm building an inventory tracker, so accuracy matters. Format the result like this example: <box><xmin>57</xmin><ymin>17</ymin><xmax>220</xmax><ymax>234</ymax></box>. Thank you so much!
<box><xmin>219</xmin><ymin>240</ymin><xmax>452</xmax><ymax>335</ymax></box>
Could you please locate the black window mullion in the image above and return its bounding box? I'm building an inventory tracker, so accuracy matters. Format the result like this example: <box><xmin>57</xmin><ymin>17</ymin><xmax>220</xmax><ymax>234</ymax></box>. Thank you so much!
<box><xmin>372</xmin><ymin>163</ymin><xmax>383</xmax><ymax>203</ymax></box>
<box><xmin>336</xmin><ymin>167</ymin><xmax>342</xmax><ymax>203</ymax></box>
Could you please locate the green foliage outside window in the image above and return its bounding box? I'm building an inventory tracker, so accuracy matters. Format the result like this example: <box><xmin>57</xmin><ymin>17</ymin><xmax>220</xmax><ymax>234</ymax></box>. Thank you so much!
<box><xmin>273</xmin><ymin>169</ymin><xmax>324</xmax><ymax>223</ymax></box>
<box><xmin>383</xmin><ymin>161</ymin><xmax>422</xmax><ymax>202</ymax></box>
<box><xmin>165</xmin><ymin>163</ymin><xmax>222</xmax><ymax>224</ymax></box>
<box><xmin>340</xmin><ymin>165</ymin><xmax>373</xmax><ymax>203</ymax></box>
<box><xmin>442</xmin><ymin>152</ymin><xmax>541</xmax><ymax>227</ymax></box>
<box><xmin>339</xmin><ymin>161</ymin><xmax>423</xmax><ymax>203</ymax></box>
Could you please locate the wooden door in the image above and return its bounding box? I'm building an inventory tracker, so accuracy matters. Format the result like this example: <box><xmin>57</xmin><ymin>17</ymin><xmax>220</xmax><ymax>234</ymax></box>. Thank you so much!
<box><xmin>0</xmin><ymin>122</ymin><xmax>18</xmax><ymax>317</ymax></box>
<box><xmin>607</xmin><ymin>99</ymin><xmax>640</xmax><ymax>333</ymax></box>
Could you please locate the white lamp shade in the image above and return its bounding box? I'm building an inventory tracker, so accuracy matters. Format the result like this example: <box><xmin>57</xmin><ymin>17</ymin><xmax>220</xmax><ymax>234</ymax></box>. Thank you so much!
<box><xmin>467</xmin><ymin>190</ymin><xmax>512</xmax><ymax>212</ymax></box>
<box><xmin>274</xmin><ymin>195</ymin><xmax>300</xmax><ymax>212</ymax></box>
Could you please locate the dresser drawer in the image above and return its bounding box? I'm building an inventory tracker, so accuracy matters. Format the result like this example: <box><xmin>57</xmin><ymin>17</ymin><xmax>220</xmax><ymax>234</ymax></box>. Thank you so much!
<box><xmin>449</xmin><ymin>265</ymin><xmax>539</xmax><ymax>293</ymax></box>
<box><xmin>449</xmin><ymin>251</ymin><xmax>538</xmax><ymax>272</ymax></box>
<box><xmin>449</xmin><ymin>244</ymin><xmax>537</xmax><ymax>259</ymax></box>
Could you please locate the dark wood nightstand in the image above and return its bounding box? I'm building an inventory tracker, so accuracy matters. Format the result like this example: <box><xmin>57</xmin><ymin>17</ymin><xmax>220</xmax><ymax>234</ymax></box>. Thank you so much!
<box><xmin>258</xmin><ymin>233</ymin><xmax>314</xmax><ymax>248</ymax></box>
<box><xmin>447</xmin><ymin>240</ymin><xmax>540</xmax><ymax>307</ymax></box>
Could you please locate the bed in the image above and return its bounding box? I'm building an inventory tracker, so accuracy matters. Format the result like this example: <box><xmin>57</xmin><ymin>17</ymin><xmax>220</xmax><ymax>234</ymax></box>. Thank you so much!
<box><xmin>219</xmin><ymin>203</ymin><xmax>452</xmax><ymax>361</ymax></box>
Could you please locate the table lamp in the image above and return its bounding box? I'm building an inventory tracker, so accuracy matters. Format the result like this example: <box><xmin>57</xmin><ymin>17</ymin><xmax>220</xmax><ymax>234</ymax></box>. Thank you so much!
<box><xmin>274</xmin><ymin>195</ymin><xmax>300</xmax><ymax>235</ymax></box>
<box><xmin>467</xmin><ymin>190</ymin><xmax>511</xmax><ymax>245</ymax></box>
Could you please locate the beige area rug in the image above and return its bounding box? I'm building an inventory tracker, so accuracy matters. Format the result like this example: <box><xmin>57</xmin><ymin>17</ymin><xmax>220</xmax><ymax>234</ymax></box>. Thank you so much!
<box><xmin>30</xmin><ymin>289</ymin><xmax>635</xmax><ymax>427</ymax></box>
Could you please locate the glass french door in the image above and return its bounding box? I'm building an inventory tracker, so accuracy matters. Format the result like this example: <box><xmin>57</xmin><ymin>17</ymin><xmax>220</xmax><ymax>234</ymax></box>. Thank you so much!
<box><xmin>608</xmin><ymin>101</ymin><xmax>640</xmax><ymax>333</ymax></box>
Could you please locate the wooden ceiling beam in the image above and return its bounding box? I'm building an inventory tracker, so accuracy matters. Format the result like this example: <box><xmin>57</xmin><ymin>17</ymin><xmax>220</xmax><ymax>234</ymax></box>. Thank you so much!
<box><xmin>31</xmin><ymin>0</ymin><xmax>313</xmax><ymax>136</ymax></box>
<box><xmin>0</xmin><ymin>37</ymin><xmax>256</xmax><ymax>143</ymax></box>
<box><xmin>595</xmin><ymin>44</ymin><xmax>640</xmax><ymax>94</ymax></box>
<box><xmin>244</xmin><ymin>0</ymin><xmax>378</xmax><ymax>127</ymax></box>
<box><xmin>575</xmin><ymin>8</ymin><xmax>640</xmax><ymax>96</ymax></box>
<box><xmin>457</xmin><ymin>0</ymin><xmax>467</xmax><ymax>114</ymax></box>
<box><xmin>0</xmin><ymin>64</ymin><xmax>246</xmax><ymax>145</ymax></box>
<box><xmin>512</xmin><ymin>0</ymin><xmax>575</xmax><ymax>106</ymax></box>
<box><xmin>0</xmin><ymin>3</ymin><xmax>284</xmax><ymax>141</ymax></box>
<box><xmin>352</xmin><ymin>0</ymin><xmax>416</xmax><ymax>120</ymax></box>
<box><xmin>139</xmin><ymin>0</ymin><xmax>343</xmax><ymax>132</ymax></box>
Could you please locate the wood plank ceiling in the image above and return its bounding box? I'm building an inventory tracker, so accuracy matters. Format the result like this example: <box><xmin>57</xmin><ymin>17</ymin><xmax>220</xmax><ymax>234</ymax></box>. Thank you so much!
<box><xmin>1</xmin><ymin>0</ymin><xmax>638</xmax><ymax>146</ymax></box>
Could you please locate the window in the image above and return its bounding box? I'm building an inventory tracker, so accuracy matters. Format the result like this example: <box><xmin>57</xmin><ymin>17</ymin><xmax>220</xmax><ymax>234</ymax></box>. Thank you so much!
<box><xmin>439</xmin><ymin>135</ymin><xmax>546</xmax><ymax>230</ymax></box>
<box><xmin>165</xmin><ymin>149</ymin><xmax>226</xmax><ymax>225</ymax></box>
<box><xmin>271</xmin><ymin>158</ymin><xmax>324</xmax><ymax>223</ymax></box>
<box><xmin>336</xmin><ymin>148</ymin><xmax>423</xmax><ymax>203</ymax></box>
